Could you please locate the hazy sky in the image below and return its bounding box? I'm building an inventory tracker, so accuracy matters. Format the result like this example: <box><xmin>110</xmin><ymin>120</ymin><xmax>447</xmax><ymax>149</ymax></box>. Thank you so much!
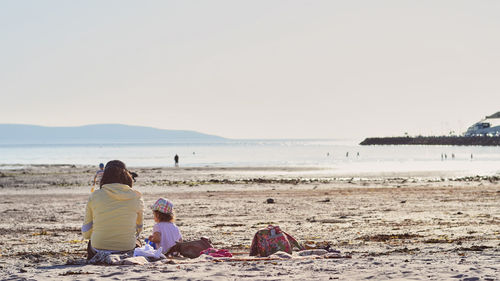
<box><xmin>1</xmin><ymin>1</ymin><xmax>499</xmax><ymax>139</ymax></box>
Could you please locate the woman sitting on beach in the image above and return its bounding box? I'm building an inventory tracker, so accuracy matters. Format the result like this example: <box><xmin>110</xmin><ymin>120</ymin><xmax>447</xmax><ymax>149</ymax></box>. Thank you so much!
<box><xmin>82</xmin><ymin>160</ymin><xmax>144</xmax><ymax>259</ymax></box>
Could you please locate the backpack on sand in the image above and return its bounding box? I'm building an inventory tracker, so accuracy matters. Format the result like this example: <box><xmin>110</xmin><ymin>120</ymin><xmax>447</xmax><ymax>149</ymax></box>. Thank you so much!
<box><xmin>249</xmin><ymin>225</ymin><xmax>304</xmax><ymax>257</ymax></box>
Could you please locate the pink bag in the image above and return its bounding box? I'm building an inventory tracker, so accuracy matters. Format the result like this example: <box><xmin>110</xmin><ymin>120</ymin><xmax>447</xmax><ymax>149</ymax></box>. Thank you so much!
<box><xmin>200</xmin><ymin>248</ymin><xmax>233</xmax><ymax>257</ymax></box>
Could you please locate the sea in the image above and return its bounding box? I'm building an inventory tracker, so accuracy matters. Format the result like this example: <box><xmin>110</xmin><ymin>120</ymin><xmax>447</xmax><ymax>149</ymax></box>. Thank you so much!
<box><xmin>1</xmin><ymin>139</ymin><xmax>500</xmax><ymax>177</ymax></box>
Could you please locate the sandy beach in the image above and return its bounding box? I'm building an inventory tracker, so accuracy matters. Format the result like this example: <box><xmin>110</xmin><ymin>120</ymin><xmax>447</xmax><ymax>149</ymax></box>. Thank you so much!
<box><xmin>0</xmin><ymin>165</ymin><xmax>499</xmax><ymax>280</ymax></box>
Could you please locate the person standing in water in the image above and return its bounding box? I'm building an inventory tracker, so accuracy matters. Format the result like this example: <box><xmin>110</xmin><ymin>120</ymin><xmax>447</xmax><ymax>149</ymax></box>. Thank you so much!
<box><xmin>174</xmin><ymin>154</ymin><xmax>179</xmax><ymax>167</ymax></box>
<box><xmin>91</xmin><ymin>163</ymin><xmax>105</xmax><ymax>192</ymax></box>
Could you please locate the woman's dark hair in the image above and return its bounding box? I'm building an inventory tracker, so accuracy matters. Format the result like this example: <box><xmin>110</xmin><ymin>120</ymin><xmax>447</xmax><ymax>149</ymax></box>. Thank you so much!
<box><xmin>154</xmin><ymin>210</ymin><xmax>175</xmax><ymax>222</ymax></box>
<box><xmin>100</xmin><ymin>160</ymin><xmax>133</xmax><ymax>188</ymax></box>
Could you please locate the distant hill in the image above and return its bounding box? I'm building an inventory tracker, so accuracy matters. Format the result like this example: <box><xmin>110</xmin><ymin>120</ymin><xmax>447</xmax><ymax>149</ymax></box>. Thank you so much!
<box><xmin>0</xmin><ymin>124</ymin><xmax>227</xmax><ymax>144</ymax></box>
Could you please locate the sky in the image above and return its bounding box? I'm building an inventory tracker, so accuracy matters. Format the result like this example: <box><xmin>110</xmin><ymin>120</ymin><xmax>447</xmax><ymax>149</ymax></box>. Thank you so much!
<box><xmin>1</xmin><ymin>0</ymin><xmax>499</xmax><ymax>139</ymax></box>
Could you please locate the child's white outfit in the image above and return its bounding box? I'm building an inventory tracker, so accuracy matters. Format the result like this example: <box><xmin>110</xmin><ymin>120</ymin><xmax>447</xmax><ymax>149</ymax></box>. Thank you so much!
<box><xmin>153</xmin><ymin>222</ymin><xmax>182</xmax><ymax>253</ymax></box>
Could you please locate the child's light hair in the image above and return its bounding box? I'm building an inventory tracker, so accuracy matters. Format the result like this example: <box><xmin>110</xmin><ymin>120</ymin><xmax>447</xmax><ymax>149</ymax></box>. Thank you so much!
<box><xmin>154</xmin><ymin>210</ymin><xmax>175</xmax><ymax>222</ymax></box>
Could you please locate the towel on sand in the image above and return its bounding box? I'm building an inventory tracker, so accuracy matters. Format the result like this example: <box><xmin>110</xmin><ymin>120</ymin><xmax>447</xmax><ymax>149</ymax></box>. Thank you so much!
<box><xmin>88</xmin><ymin>250</ymin><xmax>164</xmax><ymax>265</ymax></box>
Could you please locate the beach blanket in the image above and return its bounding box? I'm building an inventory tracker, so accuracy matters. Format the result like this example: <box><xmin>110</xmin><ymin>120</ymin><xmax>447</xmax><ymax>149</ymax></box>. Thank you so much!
<box><xmin>88</xmin><ymin>249</ymin><xmax>165</xmax><ymax>265</ymax></box>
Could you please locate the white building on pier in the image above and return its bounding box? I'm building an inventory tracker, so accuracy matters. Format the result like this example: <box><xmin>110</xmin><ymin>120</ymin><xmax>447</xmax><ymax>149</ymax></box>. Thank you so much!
<box><xmin>464</xmin><ymin>112</ymin><xmax>500</xmax><ymax>136</ymax></box>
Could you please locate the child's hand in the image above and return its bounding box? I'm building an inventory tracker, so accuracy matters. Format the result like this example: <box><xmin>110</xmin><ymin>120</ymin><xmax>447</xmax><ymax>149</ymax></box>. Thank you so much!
<box><xmin>150</xmin><ymin>232</ymin><xmax>161</xmax><ymax>244</ymax></box>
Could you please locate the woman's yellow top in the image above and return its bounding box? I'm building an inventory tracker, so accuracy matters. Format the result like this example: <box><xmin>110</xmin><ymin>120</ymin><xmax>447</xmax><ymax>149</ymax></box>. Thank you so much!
<box><xmin>82</xmin><ymin>183</ymin><xmax>144</xmax><ymax>251</ymax></box>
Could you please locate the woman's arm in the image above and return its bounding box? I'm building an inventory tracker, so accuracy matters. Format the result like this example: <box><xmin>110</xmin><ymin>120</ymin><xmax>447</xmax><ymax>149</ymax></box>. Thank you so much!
<box><xmin>82</xmin><ymin>200</ymin><xmax>93</xmax><ymax>239</ymax></box>
<box><xmin>135</xmin><ymin>197</ymin><xmax>144</xmax><ymax>236</ymax></box>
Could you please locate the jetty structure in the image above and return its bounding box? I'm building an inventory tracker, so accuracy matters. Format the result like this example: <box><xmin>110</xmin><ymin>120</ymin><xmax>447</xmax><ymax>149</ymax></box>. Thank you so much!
<box><xmin>361</xmin><ymin>112</ymin><xmax>500</xmax><ymax>146</ymax></box>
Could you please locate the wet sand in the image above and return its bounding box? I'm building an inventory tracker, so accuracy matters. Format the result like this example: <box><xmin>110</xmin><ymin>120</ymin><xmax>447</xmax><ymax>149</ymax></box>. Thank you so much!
<box><xmin>0</xmin><ymin>165</ymin><xmax>499</xmax><ymax>280</ymax></box>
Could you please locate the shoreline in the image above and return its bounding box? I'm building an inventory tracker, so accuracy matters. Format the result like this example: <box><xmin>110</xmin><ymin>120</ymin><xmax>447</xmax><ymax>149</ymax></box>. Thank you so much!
<box><xmin>1</xmin><ymin>164</ymin><xmax>499</xmax><ymax>190</ymax></box>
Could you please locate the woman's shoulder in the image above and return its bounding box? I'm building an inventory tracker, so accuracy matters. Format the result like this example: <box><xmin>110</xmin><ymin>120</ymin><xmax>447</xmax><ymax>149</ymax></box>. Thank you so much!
<box><xmin>132</xmin><ymin>189</ymin><xmax>142</xmax><ymax>197</ymax></box>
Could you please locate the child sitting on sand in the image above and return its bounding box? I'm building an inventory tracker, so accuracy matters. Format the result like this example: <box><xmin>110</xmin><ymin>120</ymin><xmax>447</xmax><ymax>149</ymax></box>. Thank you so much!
<box><xmin>148</xmin><ymin>198</ymin><xmax>182</xmax><ymax>254</ymax></box>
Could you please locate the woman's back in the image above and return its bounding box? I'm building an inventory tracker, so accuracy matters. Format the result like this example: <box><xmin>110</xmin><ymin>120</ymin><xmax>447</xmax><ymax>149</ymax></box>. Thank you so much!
<box><xmin>84</xmin><ymin>183</ymin><xmax>144</xmax><ymax>251</ymax></box>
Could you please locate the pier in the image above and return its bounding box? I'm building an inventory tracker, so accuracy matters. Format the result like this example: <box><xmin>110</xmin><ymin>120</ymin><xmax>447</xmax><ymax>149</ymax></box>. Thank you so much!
<box><xmin>360</xmin><ymin>136</ymin><xmax>500</xmax><ymax>146</ymax></box>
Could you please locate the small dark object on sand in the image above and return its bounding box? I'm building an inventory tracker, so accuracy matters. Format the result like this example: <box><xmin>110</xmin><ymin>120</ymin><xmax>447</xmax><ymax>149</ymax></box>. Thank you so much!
<box><xmin>266</xmin><ymin>198</ymin><xmax>275</xmax><ymax>204</ymax></box>
<box><xmin>129</xmin><ymin>171</ymin><xmax>138</xmax><ymax>182</ymax></box>
<box><xmin>400</xmin><ymin>200</ymin><xmax>407</xmax><ymax>203</ymax></box>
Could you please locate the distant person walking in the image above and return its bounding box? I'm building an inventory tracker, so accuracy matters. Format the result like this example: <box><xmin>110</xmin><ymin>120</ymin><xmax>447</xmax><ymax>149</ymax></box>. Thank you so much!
<box><xmin>174</xmin><ymin>154</ymin><xmax>179</xmax><ymax>167</ymax></box>
<box><xmin>91</xmin><ymin>163</ymin><xmax>105</xmax><ymax>192</ymax></box>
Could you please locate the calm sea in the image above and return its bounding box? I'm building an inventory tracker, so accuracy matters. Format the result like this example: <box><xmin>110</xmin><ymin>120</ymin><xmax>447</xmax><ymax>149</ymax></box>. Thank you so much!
<box><xmin>1</xmin><ymin>139</ymin><xmax>500</xmax><ymax>177</ymax></box>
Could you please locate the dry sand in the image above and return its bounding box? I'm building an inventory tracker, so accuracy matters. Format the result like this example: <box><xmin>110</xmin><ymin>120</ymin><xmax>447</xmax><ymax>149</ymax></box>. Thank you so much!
<box><xmin>0</xmin><ymin>165</ymin><xmax>499</xmax><ymax>280</ymax></box>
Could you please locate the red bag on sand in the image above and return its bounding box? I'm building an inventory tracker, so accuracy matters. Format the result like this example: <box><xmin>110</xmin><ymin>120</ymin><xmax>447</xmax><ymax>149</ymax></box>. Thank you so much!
<box><xmin>249</xmin><ymin>225</ymin><xmax>304</xmax><ymax>257</ymax></box>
